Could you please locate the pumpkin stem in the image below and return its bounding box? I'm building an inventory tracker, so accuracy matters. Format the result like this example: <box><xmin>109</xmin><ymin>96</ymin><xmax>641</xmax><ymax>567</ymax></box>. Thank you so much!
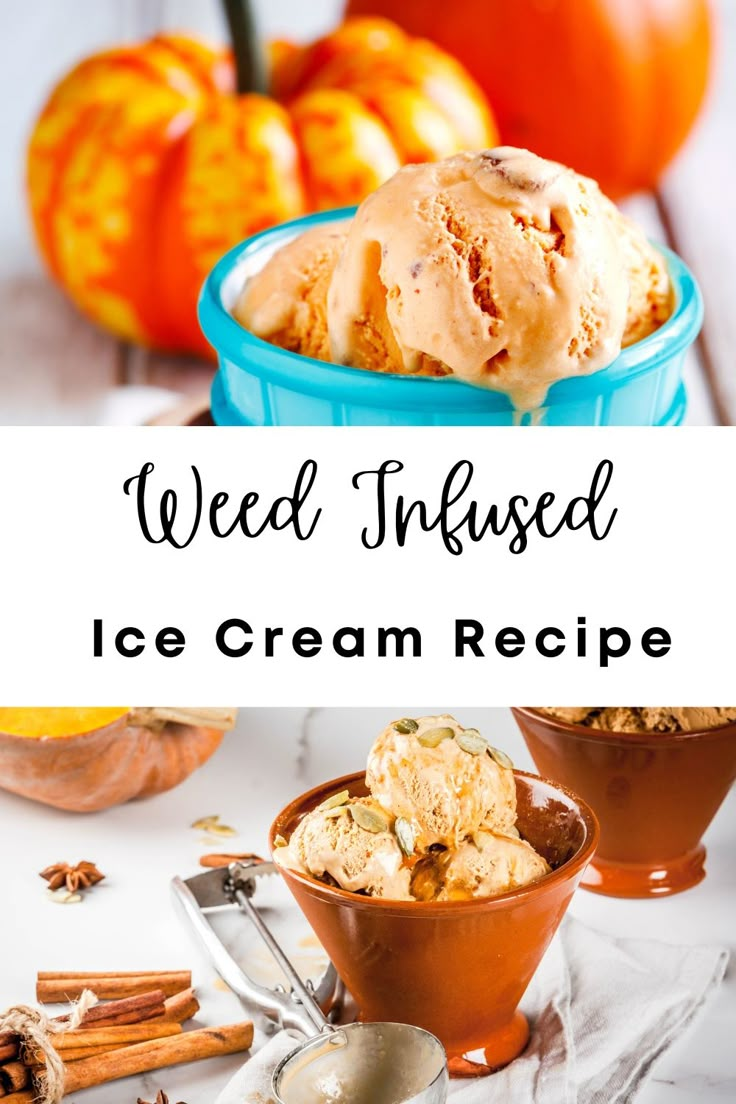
<box><xmin>129</xmin><ymin>707</ymin><xmax>237</xmax><ymax>730</ymax></box>
<box><xmin>222</xmin><ymin>0</ymin><xmax>268</xmax><ymax>95</ymax></box>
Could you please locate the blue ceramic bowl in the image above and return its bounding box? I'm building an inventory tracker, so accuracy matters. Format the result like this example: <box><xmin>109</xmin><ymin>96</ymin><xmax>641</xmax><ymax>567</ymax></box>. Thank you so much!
<box><xmin>199</xmin><ymin>208</ymin><xmax>703</xmax><ymax>426</ymax></box>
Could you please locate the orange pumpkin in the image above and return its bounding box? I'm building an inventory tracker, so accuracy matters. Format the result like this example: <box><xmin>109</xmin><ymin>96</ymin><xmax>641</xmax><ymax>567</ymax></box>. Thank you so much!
<box><xmin>27</xmin><ymin>16</ymin><xmax>495</xmax><ymax>356</ymax></box>
<box><xmin>0</xmin><ymin>707</ymin><xmax>235</xmax><ymax>812</ymax></box>
<box><xmin>348</xmin><ymin>0</ymin><xmax>712</xmax><ymax>198</ymax></box>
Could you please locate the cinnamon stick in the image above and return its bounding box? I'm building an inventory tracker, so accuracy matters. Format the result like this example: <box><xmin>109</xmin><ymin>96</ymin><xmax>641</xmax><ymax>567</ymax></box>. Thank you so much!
<box><xmin>2</xmin><ymin>1093</ymin><xmax>35</xmax><ymax>1103</ymax></box>
<box><xmin>0</xmin><ymin>1043</ymin><xmax>17</xmax><ymax>1063</ymax></box>
<box><xmin>0</xmin><ymin>1063</ymin><xmax>28</xmax><ymax>1092</ymax></box>
<box><xmin>58</xmin><ymin>990</ymin><xmax>166</xmax><ymax>1028</ymax></box>
<box><xmin>50</xmin><ymin>1021</ymin><xmax>181</xmax><ymax>1050</ymax></box>
<box><xmin>37</xmin><ymin>1021</ymin><xmax>254</xmax><ymax>1093</ymax></box>
<box><xmin>37</xmin><ymin>972</ymin><xmax>191</xmax><ymax>1002</ymax></box>
<box><xmin>156</xmin><ymin>988</ymin><xmax>200</xmax><ymax>1024</ymax></box>
<box><xmin>26</xmin><ymin>1042</ymin><xmax>125</xmax><ymax>1066</ymax></box>
<box><xmin>199</xmin><ymin>851</ymin><xmax>263</xmax><ymax>869</ymax></box>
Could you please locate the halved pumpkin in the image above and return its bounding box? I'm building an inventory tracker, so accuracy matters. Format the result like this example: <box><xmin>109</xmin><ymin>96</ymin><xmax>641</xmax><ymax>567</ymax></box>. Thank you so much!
<box><xmin>0</xmin><ymin>707</ymin><xmax>235</xmax><ymax>813</ymax></box>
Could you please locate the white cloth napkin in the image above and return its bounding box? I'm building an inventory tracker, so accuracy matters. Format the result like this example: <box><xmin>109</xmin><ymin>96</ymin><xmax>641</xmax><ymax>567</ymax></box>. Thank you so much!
<box><xmin>215</xmin><ymin>916</ymin><xmax>727</xmax><ymax>1104</ymax></box>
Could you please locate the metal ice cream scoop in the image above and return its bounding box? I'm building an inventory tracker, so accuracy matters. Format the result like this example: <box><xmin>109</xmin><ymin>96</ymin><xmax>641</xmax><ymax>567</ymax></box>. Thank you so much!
<box><xmin>172</xmin><ymin>861</ymin><xmax>448</xmax><ymax>1104</ymax></box>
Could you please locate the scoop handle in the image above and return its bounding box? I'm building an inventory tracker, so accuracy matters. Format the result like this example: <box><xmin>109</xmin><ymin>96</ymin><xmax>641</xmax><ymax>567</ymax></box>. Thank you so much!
<box><xmin>231</xmin><ymin>875</ymin><xmax>330</xmax><ymax>1036</ymax></box>
<box><xmin>172</xmin><ymin>870</ymin><xmax>328</xmax><ymax>1038</ymax></box>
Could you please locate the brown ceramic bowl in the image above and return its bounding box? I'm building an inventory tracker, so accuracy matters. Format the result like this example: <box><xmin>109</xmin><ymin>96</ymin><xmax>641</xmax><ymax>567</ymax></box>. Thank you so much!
<box><xmin>512</xmin><ymin>708</ymin><xmax>736</xmax><ymax>898</ymax></box>
<box><xmin>270</xmin><ymin>769</ymin><xmax>598</xmax><ymax>1073</ymax></box>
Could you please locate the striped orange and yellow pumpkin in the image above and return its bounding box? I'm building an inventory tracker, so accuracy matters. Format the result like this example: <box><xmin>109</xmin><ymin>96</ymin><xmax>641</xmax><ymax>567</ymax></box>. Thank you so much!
<box><xmin>27</xmin><ymin>17</ymin><xmax>495</xmax><ymax>356</ymax></box>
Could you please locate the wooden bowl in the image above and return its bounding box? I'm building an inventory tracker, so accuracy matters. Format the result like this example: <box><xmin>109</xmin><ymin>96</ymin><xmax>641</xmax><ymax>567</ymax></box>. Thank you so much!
<box><xmin>0</xmin><ymin>707</ymin><xmax>235</xmax><ymax>812</ymax></box>
<box><xmin>270</xmin><ymin>770</ymin><xmax>598</xmax><ymax>1072</ymax></box>
<box><xmin>512</xmin><ymin>707</ymin><xmax>736</xmax><ymax>897</ymax></box>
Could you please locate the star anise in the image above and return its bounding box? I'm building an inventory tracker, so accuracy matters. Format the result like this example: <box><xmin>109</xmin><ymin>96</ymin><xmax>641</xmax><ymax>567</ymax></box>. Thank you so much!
<box><xmin>40</xmin><ymin>860</ymin><xmax>105</xmax><ymax>893</ymax></box>
<box><xmin>138</xmin><ymin>1092</ymin><xmax>187</xmax><ymax>1104</ymax></box>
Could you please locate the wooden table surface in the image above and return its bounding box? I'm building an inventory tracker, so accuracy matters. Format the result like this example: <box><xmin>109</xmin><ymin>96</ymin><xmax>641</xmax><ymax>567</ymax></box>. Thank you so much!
<box><xmin>1</xmin><ymin>0</ymin><xmax>732</xmax><ymax>425</ymax></box>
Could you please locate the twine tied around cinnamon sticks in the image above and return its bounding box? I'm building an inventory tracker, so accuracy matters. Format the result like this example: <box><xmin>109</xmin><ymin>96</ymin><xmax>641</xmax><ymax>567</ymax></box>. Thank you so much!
<box><xmin>1</xmin><ymin>973</ymin><xmax>253</xmax><ymax>1100</ymax></box>
<box><xmin>0</xmin><ymin>990</ymin><xmax>98</xmax><ymax>1103</ymax></box>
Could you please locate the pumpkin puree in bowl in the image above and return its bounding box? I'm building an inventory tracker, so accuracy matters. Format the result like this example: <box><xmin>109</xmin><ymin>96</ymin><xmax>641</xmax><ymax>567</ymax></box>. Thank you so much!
<box><xmin>0</xmin><ymin>708</ymin><xmax>129</xmax><ymax>738</ymax></box>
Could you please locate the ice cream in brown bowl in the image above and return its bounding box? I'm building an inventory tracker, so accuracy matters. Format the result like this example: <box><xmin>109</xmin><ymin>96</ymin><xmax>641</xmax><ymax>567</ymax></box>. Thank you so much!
<box><xmin>513</xmin><ymin>707</ymin><xmax>736</xmax><ymax>898</ymax></box>
<box><xmin>271</xmin><ymin>714</ymin><xmax>598</xmax><ymax>1073</ymax></box>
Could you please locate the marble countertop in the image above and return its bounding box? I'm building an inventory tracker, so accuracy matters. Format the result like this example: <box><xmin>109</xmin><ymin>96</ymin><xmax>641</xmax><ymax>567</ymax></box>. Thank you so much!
<box><xmin>1</xmin><ymin>708</ymin><xmax>734</xmax><ymax>1102</ymax></box>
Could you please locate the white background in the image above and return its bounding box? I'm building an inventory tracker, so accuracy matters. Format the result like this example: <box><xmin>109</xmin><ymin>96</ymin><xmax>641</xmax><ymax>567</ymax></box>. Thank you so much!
<box><xmin>0</xmin><ymin>426</ymin><xmax>733</xmax><ymax>703</ymax></box>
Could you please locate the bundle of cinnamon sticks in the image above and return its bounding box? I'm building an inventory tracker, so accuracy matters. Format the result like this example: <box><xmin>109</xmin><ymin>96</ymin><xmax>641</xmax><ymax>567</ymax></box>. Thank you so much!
<box><xmin>0</xmin><ymin>971</ymin><xmax>252</xmax><ymax>1101</ymax></box>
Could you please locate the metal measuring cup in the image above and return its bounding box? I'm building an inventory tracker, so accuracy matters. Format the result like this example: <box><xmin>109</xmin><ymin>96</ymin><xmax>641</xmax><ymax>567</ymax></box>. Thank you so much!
<box><xmin>172</xmin><ymin>861</ymin><xmax>448</xmax><ymax>1104</ymax></box>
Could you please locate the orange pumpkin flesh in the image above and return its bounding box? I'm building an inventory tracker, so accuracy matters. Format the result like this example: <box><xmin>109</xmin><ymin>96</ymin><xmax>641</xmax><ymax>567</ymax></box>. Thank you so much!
<box><xmin>347</xmin><ymin>0</ymin><xmax>711</xmax><ymax>199</ymax></box>
<box><xmin>0</xmin><ymin>708</ymin><xmax>129</xmax><ymax>738</ymax></box>
<box><xmin>27</xmin><ymin>17</ymin><xmax>495</xmax><ymax>356</ymax></box>
<box><xmin>0</xmin><ymin>709</ymin><xmax>226</xmax><ymax>812</ymax></box>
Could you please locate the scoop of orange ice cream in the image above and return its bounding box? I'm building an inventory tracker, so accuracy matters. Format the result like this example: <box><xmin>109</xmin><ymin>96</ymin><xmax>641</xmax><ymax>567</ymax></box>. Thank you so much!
<box><xmin>366</xmin><ymin>714</ymin><xmax>516</xmax><ymax>850</ymax></box>
<box><xmin>273</xmin><ymin>793</ymin><xmax>412</xmax><ymax>899</ymax></box>
<box><xmin>233</xmin><ymin>223</ymin><xmax>347</xmax><ymax>362</ymax></box>
<box><xmin>234</xmin><ymin>148</ymin><xmax>672</xmax><ymax>407</ymax></box>
<box><xmin>432</xmin><ymin>831</ymin><xmax>550</xmax><ymax>901</ymax></box>
<box><xmin>599</xmin><ymin>198</ymin><xmax>673</xmax><ymax>348</ymax></box>
<box><xmin>327</xmin><ymin>147</ymin><xmax>635</xmax><ymax>408</ymax></box>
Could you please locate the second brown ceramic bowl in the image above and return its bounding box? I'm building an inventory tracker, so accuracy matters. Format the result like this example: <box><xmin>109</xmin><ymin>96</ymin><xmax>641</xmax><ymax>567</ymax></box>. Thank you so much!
<box><xmin>270</xmin><ymin>770</ymin><xmax>598</xmax><ymax>1074</ymax></box>
<box><xmin>512</xmin><ymin>708</ymin><xmax>736</xmax><ymax>898</ymax></box>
